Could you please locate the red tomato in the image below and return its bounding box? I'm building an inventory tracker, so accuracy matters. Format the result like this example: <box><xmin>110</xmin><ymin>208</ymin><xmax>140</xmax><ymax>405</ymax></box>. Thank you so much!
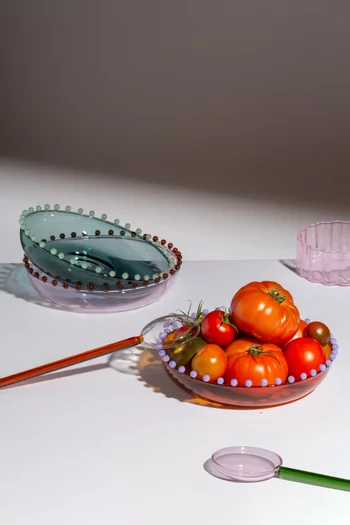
<box><xmin>200</xmin><ymin>310</ymin><xmax>237</xmax><ymax>346</ymax></box>
<box><xmin>224</xmin><ymin>339</ymin><xmax>288</xmax><ymax>386</ymax></box>
<box><xmin>283</xmin><ymin>337</ymin><xmax>326</xmax><ymax>378</ymax></box>
<box><xmin>282</xmin><ymin>320</ymin><xmax>307</xmax><ymax>349</ymax></box>
<box><xmin>191</xmin><ymin>344</ymin><xmax>227</xmax><ymax>381</ymax></box>
<box><xmin>230</xmin><ymin>281</ymin><xmax>300</xmax><ymax>345</ymax></box>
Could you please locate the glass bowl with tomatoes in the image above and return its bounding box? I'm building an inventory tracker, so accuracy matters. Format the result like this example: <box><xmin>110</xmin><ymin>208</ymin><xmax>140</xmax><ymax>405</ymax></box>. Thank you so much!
<box><xmin>159</xmin><ymin>282</ymin><xmax>338</xmax><ymax>408</ymax></box>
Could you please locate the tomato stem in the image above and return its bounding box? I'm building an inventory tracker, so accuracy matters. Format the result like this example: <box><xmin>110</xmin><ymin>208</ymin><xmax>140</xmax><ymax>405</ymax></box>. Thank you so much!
<box><xmin>220</xmin><ymin>310</ymin><xmax>238</xmax><ymax>334</ymax></box>
<box><xmin>246</xmin><ymin>345</ymin><xmax>282</xmax><ymax>364</ymax></box>
<box><xmin>196</xmin><ymin>300</ymin><xmax>205</xmax><ymax>320</ymax></box>
<box><xmin>247</xmin><ymin>344</ymin><xmax>264</xmax><ymax>357</ymax></box>
<box><xmin>268</xmin><ymin>288</ymin><xmax>286</xmax><ymax>304</ymax></box>
<box><xmin>178</xmin><ymin>300</ymin><xmax>205</xmax><ymax>323</ymax></box>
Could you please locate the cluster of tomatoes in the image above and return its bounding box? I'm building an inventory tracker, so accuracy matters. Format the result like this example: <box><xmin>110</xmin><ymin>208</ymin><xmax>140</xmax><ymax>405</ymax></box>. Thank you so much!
<box><xmin>166</xmin><ymin>280</ymin><xmax>333</xmax><ymax>387</ymax></box>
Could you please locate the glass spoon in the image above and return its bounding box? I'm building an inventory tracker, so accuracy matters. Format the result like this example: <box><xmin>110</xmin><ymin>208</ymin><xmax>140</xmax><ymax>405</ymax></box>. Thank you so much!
<box><xmin>0</xmin><ymin>314</ymin><xmax>199</xmax><ymax>388</ymax></box>
<box><xmin>211</xmin><ymin>446</ymin><xmax>350</xmax><ymax>491</ymax></box>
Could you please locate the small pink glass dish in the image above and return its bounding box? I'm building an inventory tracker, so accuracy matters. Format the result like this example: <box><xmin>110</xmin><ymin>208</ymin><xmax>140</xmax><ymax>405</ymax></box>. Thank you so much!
<box><xmin>210</xmin><ymin>446</ymin><xmax>350</xmax><ymax>491</ymax></box>
<box><xmin>297</xmin><ymin>221</ymin><xmax>350</xmax><ymax>286</ymax></box>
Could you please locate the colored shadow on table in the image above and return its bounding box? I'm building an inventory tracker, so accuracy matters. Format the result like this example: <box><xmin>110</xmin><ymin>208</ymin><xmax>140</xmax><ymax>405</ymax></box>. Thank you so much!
<box><xmin>134</xmin><ymin>348</ymin><xmax>246</xmax><ymax>409</ymax></box>
<box><xmin>0</xmin><ymin>265</ymin><xmax>257</xmax><ymax>405</ymax></box>
<box><xmin>0</xmin><ymin>262</ymin><xmax>65</xmax><ymax>311</ymax></box>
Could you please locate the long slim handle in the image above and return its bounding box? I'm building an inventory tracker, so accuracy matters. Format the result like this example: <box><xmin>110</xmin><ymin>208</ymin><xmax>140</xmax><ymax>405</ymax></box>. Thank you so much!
<box><xmin>0</xmin><ymin>335</ymin><xmax>143</xmax><ymax>388</ymax></box>
<box><xmin>278</xmin><ymin>466</ymin><xmax>350</xmax><ymax>492</ymax></box>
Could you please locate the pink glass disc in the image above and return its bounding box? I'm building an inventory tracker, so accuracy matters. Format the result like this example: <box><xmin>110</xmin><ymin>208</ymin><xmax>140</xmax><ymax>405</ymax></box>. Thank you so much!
<box><xmin>212</xmin><ymin>446</ymin><xmax>282</xmax><ymax>482</ymax></box>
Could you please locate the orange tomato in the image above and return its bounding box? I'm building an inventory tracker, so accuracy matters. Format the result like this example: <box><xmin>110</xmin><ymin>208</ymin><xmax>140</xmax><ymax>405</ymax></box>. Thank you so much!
<box><xmin>191</xmin><ymin>344</ymin><xmax>227</xmax><ymax>381</ymax></box>
<box><xmin>225</xmin><ymin>337</ymin><xmax>258</xmax><ymax>360</ymax></box>
<box><xmin>282</xmin><ymin>320</ymin><xmax>307</xmax><ymax>349</ymax></box>
<box><xmin>224</xmin><ymin>339</ymin><xmax>288</xmax><ymax>386</ymax></box>
<box><xmin>230</xmin><ymin>280</ymin><xmax>300</xmax><ymax>345</ymax></box>
<box><xmin>323</xmin><ymin>342</ymin><xmax>332</xmax><ymax>360</ymax></box>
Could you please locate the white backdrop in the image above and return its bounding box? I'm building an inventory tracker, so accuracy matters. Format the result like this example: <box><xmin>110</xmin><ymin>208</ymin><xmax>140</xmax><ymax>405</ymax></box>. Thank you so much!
<box><xmin>1</xmin><ymin>158</ymin><xmax>349</xmax><ymax>263</ymax></box>
<box><xmin>2</xmin><ymin>2</ymin><xmax>350</xmax><ymax>262</ymax></box>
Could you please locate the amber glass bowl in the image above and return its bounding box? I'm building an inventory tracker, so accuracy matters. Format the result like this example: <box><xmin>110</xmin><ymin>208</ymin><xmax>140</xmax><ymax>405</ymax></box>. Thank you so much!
<box><xmin>159</xmin><ymin>312</ymin><xmax>337</xmax><ymax>409</ymax></box>
<box><xmin>163</xmin><ymin>364</ymin><xmax>330</xmax><ymax>408</ymax></box>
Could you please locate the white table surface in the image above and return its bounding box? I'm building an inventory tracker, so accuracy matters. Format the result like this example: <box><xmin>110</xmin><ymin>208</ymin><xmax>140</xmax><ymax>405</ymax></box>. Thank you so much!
<box><xmin>0</xmin><ymin>260</ymin><xmax>349</xmax><ymax>525</ymax></box>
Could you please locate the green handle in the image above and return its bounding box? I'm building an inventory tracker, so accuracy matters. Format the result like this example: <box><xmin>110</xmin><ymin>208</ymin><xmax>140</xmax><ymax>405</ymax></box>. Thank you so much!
<box><xmin>278</xmin><ymin>466</ymin><xmax>350</xmax><ymax>492</ymax></box>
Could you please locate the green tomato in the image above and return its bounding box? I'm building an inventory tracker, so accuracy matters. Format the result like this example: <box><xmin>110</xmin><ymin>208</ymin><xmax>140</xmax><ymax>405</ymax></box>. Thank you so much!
<box><xmin>167</xmin><ymin>336</ymin><xmax>207</xmax><ymax>367</ymax></box>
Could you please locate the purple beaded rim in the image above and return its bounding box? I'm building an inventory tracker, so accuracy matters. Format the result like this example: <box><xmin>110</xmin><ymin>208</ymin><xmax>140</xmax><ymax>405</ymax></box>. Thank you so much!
<box><xmin>158</xmin><ymin>311</ymin><xmax>337</xmax><ymax>388</ymax></box>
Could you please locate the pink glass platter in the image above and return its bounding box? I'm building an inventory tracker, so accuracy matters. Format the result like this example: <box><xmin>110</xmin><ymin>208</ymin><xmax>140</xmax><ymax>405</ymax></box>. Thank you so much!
<box><xmin>27</xmin><ymin>262</ymin><xmax>178</xmax><ymax>313</ymax></box>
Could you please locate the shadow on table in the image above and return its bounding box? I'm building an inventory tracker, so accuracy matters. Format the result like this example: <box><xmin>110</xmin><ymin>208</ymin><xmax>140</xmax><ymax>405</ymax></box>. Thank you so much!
<box><xmin>2</xmin><ymin>363</ymin><xmax>109</xmax><ymax>389</ymax></box>
<box><xmin>3</xmin><ymin>346</ymin><xmax>230</xmax><ymax>410</ymax></box>
<box><xmin>2</xmin><ymin>339</ymin><xmax>239</xmax><ymax>409</ymax></box>
<box><xmin>134</xmin><ymin>348</ymin><xmax>241</xmax><ymax>409</ymax></box>
<box><xmin>1</xmin><ymin>347</ymin><xmax>187</xmax><ymax>400</ymax></box>
<box><xmin>0</xmin><ymin>265</ymin><xmax>187</xmax><ymax>396</ymax></box>
<box><xmin>135</xmin><ymin>350</ymin><xmax>193</xmax><ymax>403</ymax></box>
<box><xmin>0</xmin><ymin>271</ymin><xmax>242</xmax><ymax>408</ymax></box>
<box><xmin>203</xmin><ymin>458</ymin><xmax>267</xmax><ymax>484</ymax></box>
<box><xmin>0</xmin><ymin>262</ymin><xmax>65</xmax><ymax>311</ymax></box>
<box><xmin>279</xmin><ymin>259</ymin><xmax>298</xmax><ymax>274</ymax></box>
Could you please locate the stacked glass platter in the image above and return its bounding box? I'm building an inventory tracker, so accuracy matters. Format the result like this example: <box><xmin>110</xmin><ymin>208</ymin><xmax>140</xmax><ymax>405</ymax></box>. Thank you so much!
<box><xmin>19</xmin><ymin>205</ymin><xmax>183</xmax><ymax>313</ymax></box>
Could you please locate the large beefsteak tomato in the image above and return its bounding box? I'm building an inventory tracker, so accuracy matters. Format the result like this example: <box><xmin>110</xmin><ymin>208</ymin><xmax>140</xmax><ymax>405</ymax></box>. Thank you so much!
<box><xmin>230</xmin><ymin>281</ymin><xmax>300</xmax><ymax>345</ymax></box>
<box><xmin>224</xmin><ymin>338</ymin><xmax>288</xmax><ymax>386</ymax></box>
<box><xmin>282</xmin><ymin>319</ymin><xmax>307</xmax><ymax>349</ymax></box>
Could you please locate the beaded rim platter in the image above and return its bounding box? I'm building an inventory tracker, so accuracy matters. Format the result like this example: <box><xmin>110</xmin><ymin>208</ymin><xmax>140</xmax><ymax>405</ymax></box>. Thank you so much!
<box><xmin>158</xmin><ymin>311</ymin><xmax>338</xmax><ymax>408</ymax></box>
<box><xmin>19</xmin><ymin>205</ymin><xmax>182</xmax><ymax>293</ymax></box>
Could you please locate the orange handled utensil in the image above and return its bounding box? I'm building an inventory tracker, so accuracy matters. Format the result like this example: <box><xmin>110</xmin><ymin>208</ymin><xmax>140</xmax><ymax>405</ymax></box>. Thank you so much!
<box><xmin>0</xmin><ymin>314</ymin><xmax>199</xmax><ymax>388</ymax></box>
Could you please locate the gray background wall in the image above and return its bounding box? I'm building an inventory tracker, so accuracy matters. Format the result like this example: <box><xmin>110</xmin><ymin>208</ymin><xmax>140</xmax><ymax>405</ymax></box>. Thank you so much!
<box><xmin>1</xmin><ymin>1</ymin><xmax>350</xmax><ymax>260</ymax></box>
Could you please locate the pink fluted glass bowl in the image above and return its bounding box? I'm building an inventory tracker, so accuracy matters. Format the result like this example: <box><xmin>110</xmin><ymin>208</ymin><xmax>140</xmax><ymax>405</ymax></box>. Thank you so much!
<box><xmin>297</xmin><ymin>221</ymin><xmax>350</xmax><ymax>286</ymax></box>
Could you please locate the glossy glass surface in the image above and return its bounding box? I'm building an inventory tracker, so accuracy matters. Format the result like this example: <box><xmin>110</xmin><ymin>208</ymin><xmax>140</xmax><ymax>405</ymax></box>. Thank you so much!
<box><xmin>0</xmin><ymin>335</ymin><xmax>143</xmax><ymax>388</ymax></box>
<box><xmin>20</xmin><ymin>209</ymin><xmax>178</xmax><ymax>290</ymax></box>
<box><xmin>211</xmin><ymin>446</ymin><xmax>350</xmax><ymax>490</ymax></box>
<box><xmin>278</xmin><ymin>466</ymin><xmax>350</xmax><ymax>491</ymax></box>
<box><xmin>164</xmin><ymin>364</ymin><xmax>329</xmax><ymax>408</ymax></box>
<box><xmin>29</xmin><ymin>263</ymin><xmax>178</xmax><ymax>313</ymax></box>
<box><xmin>212</xmin><ymin>446</ymin><xmax>281</xmax><ymax>481</ymax></box>
<box><xmin>23</xmin><ymin>234</ymin><xmax>171</xmax><ymax>287</ymax></box>
<box><xmin>141</xmin><ymin>315</ymin><xmax>200</xmax><ymax>350</ymax></box>
<box><xmin>0</xmin><ymin>314</ymin><xmax>197</xmax><ymax>388</ymax></box>
<box><xmin>297</xmin><ymin>221</ymin><xmax>350</xmax><ymax>286</ymax></box>
<box><xmin>23</xmin><ymin>209</ymin><xmax>134</xmax><ymax>239</ymax></box>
